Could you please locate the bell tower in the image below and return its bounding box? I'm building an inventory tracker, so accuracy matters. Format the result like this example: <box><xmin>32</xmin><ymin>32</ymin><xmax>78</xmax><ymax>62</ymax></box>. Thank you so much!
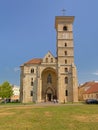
<box><xmin>55</xmin><ymin>16</ymin><xmax>78</xmax><ymax>102</ymax></box>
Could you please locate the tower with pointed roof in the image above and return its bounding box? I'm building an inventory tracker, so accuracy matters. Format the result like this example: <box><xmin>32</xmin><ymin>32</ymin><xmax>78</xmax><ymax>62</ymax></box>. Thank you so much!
<box><xmin>20</xmin><ymin>15</ymin><xmax>78</xmax><ymax>103</ymax></box>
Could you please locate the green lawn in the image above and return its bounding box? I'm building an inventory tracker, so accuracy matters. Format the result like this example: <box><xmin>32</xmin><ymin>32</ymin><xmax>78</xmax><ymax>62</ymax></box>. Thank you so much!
<box><xmin>0</xmin><ymin>104</ymin><xmax>98</xmax><ymax>130</ymax></box>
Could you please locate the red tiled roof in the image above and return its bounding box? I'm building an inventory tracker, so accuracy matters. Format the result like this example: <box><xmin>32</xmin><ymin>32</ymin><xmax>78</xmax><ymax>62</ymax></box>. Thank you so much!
<box><xmin>84</xmin><ymin>83</ymin><xmax>98</xmax><ymax>94</ymax></box>
<box><xmin>24</xmin><ymin>58</ymin><xmax>42</xmax><ymax>65</ymax></box>
<box><xmin>79</xmin><ymin>81</ymin><xmax>95</xmax><ymax>88</ymax></box>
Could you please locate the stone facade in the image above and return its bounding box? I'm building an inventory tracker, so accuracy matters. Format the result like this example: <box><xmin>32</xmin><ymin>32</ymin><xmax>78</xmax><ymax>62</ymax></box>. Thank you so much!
<box><xmin>20</xmin><ymin>15</ymin><xmax>78</xmax><ymax>103</ymax></box>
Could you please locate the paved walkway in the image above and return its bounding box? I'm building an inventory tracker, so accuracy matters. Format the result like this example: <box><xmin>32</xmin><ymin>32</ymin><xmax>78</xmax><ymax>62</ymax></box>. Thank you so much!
<box><xmin>0</xmin><ymin>102</ymin><xmax>84</xmax><ymax>108</ymax></box>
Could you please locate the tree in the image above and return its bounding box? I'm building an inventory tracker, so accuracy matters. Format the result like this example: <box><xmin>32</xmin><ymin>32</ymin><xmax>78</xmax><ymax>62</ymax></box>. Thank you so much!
<box><xmin>0</xmin><ymin>81</ymin><xmax>13</xmax><ymax>100</ymax></box>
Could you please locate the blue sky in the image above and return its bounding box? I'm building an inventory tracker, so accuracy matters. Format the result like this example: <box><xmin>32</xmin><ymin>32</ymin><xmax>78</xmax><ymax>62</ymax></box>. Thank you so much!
<box><xmin>0</xmin><ymin>0</ymin><xmax>98</xmax><ymax>86</ymax></box>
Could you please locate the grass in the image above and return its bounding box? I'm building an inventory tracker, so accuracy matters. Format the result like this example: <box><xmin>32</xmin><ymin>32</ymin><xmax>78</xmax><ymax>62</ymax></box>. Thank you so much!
<box><xmin>0</xmin><ymin>103</ymin><xmax>98</xmax><ymax>130</ymax></box>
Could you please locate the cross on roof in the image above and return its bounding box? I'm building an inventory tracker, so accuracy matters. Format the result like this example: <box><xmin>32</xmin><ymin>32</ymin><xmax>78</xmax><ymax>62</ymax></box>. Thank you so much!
<box><xmin>61</xmin><ymin>9</ymin><xmax>66</xmax><ymax>16</ymax></box>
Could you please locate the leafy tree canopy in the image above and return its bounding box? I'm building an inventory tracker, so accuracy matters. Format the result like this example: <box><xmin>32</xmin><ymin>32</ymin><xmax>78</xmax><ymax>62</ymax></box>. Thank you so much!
<box><xmin>0</xmin><ymin>81</ymin><xmax>13</xmax><ymax>99</ymax></box>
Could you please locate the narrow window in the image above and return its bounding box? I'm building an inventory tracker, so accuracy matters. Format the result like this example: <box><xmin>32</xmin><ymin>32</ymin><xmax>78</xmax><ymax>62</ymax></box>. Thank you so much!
<box><xmin>65</xmin><ymin>90</ymin><xmax>68</xmax><ymax>96</ymax></box>
<box><xmin>65</xmin><ymin>59</ymin><xmax>67</xmax><ymax>64</ymax></box>
<box><xmin>30</xmin><ymin>91</ymin><xmax>33</xmax><ymax>96</ymax></box>
<box><xmin>46</xmin><ymin>58</ymin><xmax>48</xmax><ymax>63</ymax></box>
<box><xmin>47</xmin><ymin>73</ymin><xmax>52</xmax><ymax>83</ymax></box>
<box><xmin>65</xmin><ymin>51</ymin><xmax>67</xmax><ymax>55</ymax></box>
<box><xmin>31</xmin><ymin>68</ymin><xmax>34</xmax><ymax>73</ymax></box>
<box><xmin>31</xmin><ymin>81</ymin><xmax>33</xmax><ymax>86</ymax></box>
<box><xmin>65</xmin><ymin>77</ymin><xmax>68</xmax><ymax>84</ymax></box>
<box><xmin>31</xmin><ymin>78</ymin><xmax>33</xmax><ymax>86</ymax></box>
<box><xmin>51</xmin><ymin>58</ymin><xmax>53</xmax><ymax>62</ymax></box>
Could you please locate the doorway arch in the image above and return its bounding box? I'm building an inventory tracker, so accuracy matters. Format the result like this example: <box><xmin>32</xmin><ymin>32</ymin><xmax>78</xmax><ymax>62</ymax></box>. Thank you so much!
<box><xmin>41</xmin><ymin>67</ymin><xmax>57</xmax><ymax>102</ymax></box>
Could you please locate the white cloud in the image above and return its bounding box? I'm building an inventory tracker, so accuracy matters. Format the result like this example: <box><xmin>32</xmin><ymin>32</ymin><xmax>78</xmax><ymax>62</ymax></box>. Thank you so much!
<box><xmin>92</xmin><ymin>71</ymin><xmax>98</xmax><ymax>75</ymax></box>
<box><xmin>14</xmin><ymin>67</ymin><xmax>20</xmax><ymax>72</ymax></box>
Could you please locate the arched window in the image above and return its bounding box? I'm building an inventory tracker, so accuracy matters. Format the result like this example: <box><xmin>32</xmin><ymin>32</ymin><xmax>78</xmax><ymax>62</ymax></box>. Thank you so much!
<box><xmin>65</xmin><ymin>59</ymin><xmax>67</xmax><ymax>64</ymax></box>
<box><xmin>65</xmin><ymin>68</ymin><xmax>68</xmax><ymax>72</ymax></box>
<box><xmin>65</xmin><ymin>43</ymin><xmax>67</xmax><ymax>47</ymax></box>
<box><xmin>65</xmin><ymin>51</ymin><xmax>67</xmax><ymax>55</ymax></box>
<box><xmin>47</xmin><ymin>73</ymin><xmax>52</xmax><ymax>83</ymax></box>
<box><xmin>63</xmin><ymin>26</ymin><xmax>67</xmax><ymax>31</ymax></box>
<box><xmin>65</xmin><ymin>77</ymin><xmax>68</xmax><ymax>84</ymax></box>
<box><xmin>31</xmin><ymin>68</ymin><xmax>34</xmax><ymax>73</ymax></box>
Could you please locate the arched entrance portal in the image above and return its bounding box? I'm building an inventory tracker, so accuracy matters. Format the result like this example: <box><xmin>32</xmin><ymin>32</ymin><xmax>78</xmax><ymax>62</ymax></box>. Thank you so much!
<box><xmin>46</xmin><ymin>87</ymin><xmax>54</xmax><ymax>101</ymax></box>
<box><xmin>41</xmin><ymin>67</ymin><xmax>57</xmax><ymax>102</ymax></box>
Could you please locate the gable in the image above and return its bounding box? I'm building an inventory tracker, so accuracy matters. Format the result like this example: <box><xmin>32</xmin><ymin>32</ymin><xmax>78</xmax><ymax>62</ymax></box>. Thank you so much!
<box><xmin>42</xmin><ymin>51</ymin><xmax>56</xmax><ymax>63</ymax></box>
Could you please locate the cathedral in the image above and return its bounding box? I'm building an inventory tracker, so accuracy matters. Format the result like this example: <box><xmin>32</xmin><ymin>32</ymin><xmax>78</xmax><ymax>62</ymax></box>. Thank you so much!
<box><xmin>20</xmin><ymin>15</ymin><xmax>78</xmax><ymax>103</ymax></box>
